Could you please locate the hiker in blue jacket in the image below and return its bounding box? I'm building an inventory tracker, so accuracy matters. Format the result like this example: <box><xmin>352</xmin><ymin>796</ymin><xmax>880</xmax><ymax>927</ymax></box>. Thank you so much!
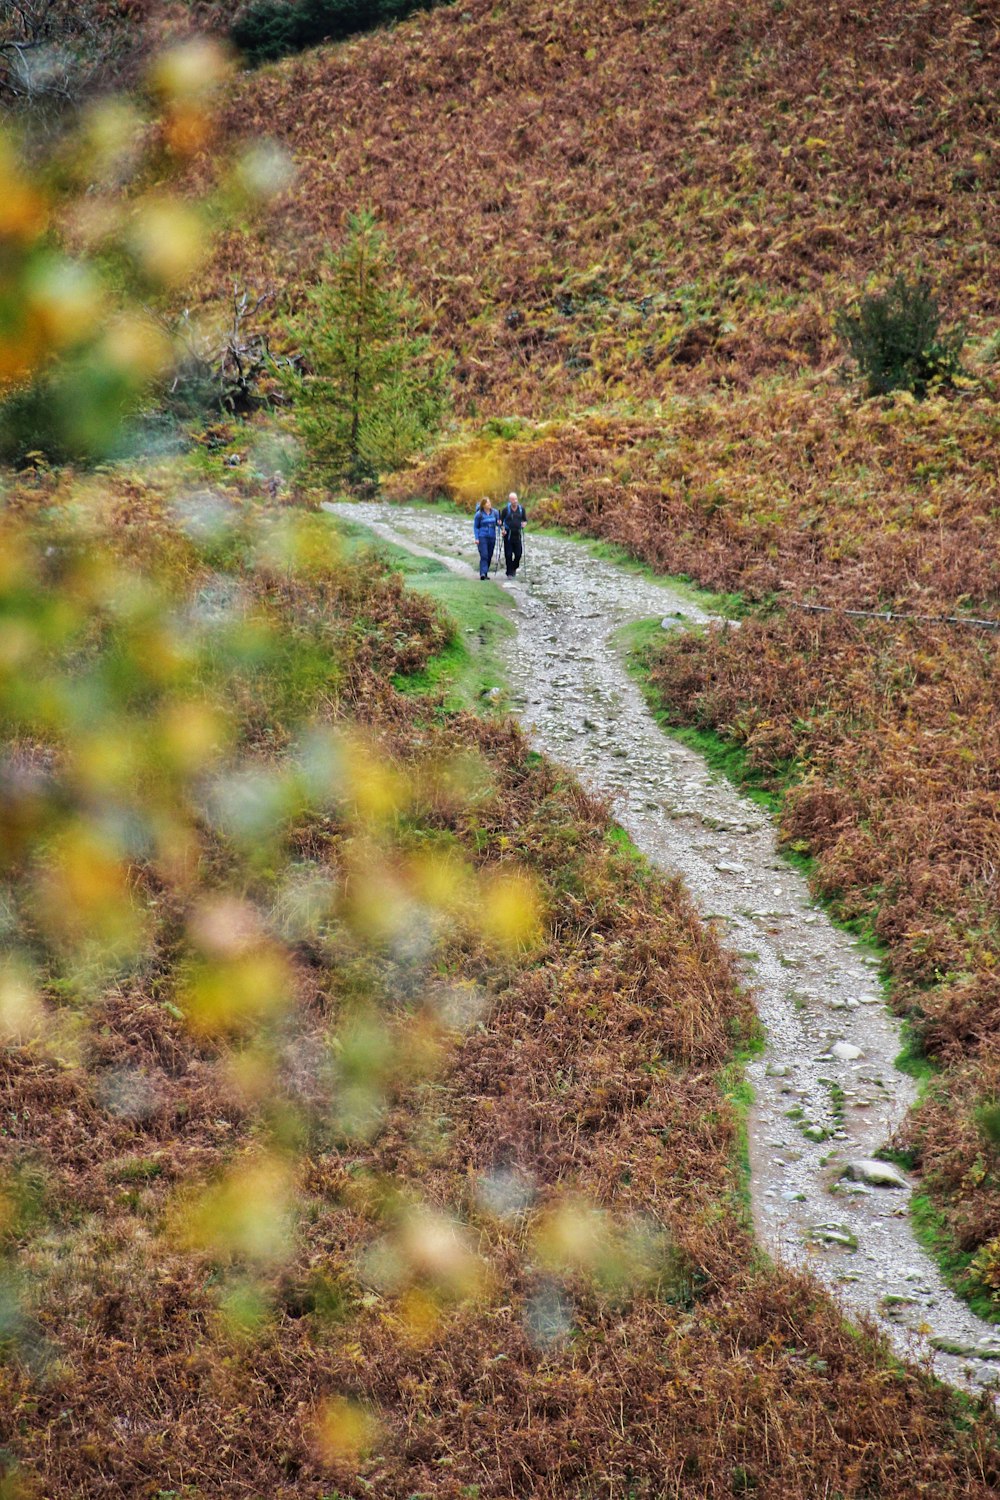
<box><xmin>473</xmin><ymin>497</ymin><xmax>500</xmax><ymax>579</ymax></box>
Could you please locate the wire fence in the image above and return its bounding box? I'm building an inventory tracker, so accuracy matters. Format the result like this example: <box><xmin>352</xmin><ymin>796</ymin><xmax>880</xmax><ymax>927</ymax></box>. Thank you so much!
<box><xmin>784</xmin><ymin>600</ymin><xmax>1000</xmax><ymax>633</ymax></box>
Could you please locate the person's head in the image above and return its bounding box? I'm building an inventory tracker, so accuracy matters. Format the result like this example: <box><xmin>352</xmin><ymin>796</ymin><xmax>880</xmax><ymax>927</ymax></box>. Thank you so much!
<box><xmin>508</xmin><ymin>491</ymin><xmax>519</xmax><ymax>507</ymax></box>
<box><xmin>482</xmin><ymin>497</ymin><xmax>493</xmax><ymax>512</ymax></box>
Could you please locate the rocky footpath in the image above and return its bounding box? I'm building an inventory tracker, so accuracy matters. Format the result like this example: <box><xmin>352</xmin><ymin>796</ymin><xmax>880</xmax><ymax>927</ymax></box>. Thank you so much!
<box><xmin>332</xmin><ymin>500</ymin><xmax>1000</xmax><ymax>1395</ymax></box>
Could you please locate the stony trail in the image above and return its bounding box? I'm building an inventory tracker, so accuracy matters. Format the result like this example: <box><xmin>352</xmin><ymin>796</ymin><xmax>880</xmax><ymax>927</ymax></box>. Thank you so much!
<box><xmin>333</xmin><ymin>500</ymin><xmax>1000</xmax><ymax>1393</ymax></box>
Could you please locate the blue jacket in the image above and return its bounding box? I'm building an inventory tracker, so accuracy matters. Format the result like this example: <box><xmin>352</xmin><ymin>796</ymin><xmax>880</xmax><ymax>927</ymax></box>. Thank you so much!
<box><xmin>473</xmin><ymin>509</ymin><xmax>500</xmax><ymax>542</ymax></box>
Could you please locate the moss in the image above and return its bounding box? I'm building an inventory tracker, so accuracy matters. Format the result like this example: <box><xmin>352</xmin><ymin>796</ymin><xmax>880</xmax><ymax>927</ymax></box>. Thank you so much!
<box><xmin>718</xmin><ymin>1032</ymin><xmax>765</xmax><ymax>1226</ymax></box>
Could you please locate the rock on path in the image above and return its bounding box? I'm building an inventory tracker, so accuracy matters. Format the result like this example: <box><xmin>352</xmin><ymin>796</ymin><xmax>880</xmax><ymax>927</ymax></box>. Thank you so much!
<box><xmin>332</xmin><ymin>500</ymin><xmax>1000</xmax><ymax>1395</ymax></box>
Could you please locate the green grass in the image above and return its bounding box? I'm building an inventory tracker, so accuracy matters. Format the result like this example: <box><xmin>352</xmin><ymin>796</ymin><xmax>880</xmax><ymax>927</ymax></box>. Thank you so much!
<box><xmin>328</xmin><ymin>515</ymin><xmax>516</xmax><ymax>711</ymax></box>
<box><xmin>604</xmin><ymin>823</ymin><xmax>651</xmax><ymax>872</ymax></box>
<box><xmin>893</xmin><ymin>1021</ymin><xmax>939</xmax><ymax>1085</ymax></box>
<box><xmin>909</xmin><ymin>1192</ymin><xmax>1000</xmax><ymax>1325</ymax></box>
<box><xmin>718</xmin><ymin>1033</ymin><xmax>765</xmax><ymax>1225</ymax></box>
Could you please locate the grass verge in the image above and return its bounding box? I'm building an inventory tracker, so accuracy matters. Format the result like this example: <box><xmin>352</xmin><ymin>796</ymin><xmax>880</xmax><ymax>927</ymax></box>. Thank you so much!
<box><xmin>910</xmin><ymin>1193</ymin><xmax>1000</xmax><ymax>1327</ymax></box>
<box><xmin>718</xmin><ymin>1036</ymin><xmax>766</xmax><ymax>1228</ymax></box>
<box><xmin>328</xmin><ymin>512</ymin><xmax>516</xmax><ymax>711</ymax></box>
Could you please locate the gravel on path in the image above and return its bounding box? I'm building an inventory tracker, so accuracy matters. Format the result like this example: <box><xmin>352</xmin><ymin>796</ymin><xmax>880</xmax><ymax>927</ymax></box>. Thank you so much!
<box><xmin>330</xmin><ymin>499</ymin><xmax>1000</xmax><ymax>1395</ymax></box>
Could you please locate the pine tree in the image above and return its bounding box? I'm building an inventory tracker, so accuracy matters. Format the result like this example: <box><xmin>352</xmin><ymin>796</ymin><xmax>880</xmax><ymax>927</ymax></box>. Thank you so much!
<box><xmin>835</xmin><ymin>274</ymin><xmax>965</xmax><ymax>398</ymax></box>
<box><xmin>285</xmin><ymin>211</ymin><xmax>448</xmax><ymax>486</ymax></box>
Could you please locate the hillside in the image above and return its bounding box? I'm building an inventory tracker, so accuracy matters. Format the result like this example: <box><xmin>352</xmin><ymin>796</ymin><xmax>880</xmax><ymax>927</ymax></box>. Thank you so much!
<box><xmin>207</xmin><ymin>0</ymin><xmax>1000</xmax><ymax>1295</ymax></box>
<box><xmin>4</xmin><ymin>1</ymin><xmax>1000</xmax><ymax>1494</ymax></box>
<box><xmin>2</xmin><ymin>469</ymin><xmax>999</xmax><ymax>1499</ymax></box>
<box><xmin>211</xmin><ymin>0</ymin><xmax>999</xmax><ymax>601</ymax></box>
<box><xmin>215</xmin><ymin>0</ymin><xmax>998</xmax><ymax>403</ymax></box>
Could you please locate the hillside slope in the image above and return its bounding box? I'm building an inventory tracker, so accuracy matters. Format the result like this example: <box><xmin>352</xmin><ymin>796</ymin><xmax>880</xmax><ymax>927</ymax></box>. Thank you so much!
<box><xmin>216</xmin><ymin>0</ymin><xmax>998</xmax><ymax>410</ymax></box>
<box><xmin>2</xmin><ymin>472</ymin><xmax>998</xmax><ymax>1498</ymax></box>
<box><xmin>215</xmin><ymin>0</ymin><xmax>999</xmax><ymax>613</ymax></box>
<box><xmin>208</xmin><ymin>0</ymin><xmax>1000</xmax><ymax>1293</ymax></box>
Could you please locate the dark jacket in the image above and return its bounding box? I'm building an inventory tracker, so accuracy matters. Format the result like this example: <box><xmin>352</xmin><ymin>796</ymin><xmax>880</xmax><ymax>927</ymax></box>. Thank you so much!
<box><xmin>500</xmin><ymin>502</ymin><xmax>526</xmax><ymax>533</ymax></box>
<box><xmin>474</xmin><ymin>509</ymin><xmax>500</xmax><ymax>542</ymax></box>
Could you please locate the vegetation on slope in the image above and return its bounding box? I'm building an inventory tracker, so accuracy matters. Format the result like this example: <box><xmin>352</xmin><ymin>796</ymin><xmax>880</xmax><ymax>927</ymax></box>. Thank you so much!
<box><xmin>2</xmin><ymin>471</ymin><xmax>999</xmax><ymax>1499</ymax></box>
<box><xmin>203</xmin><ymin>0</ymin><xmax>1000</xmax><ymax>1297</ymax></box>
<box><xmin>3</xmin><ymin>0</ymin><xmax>1000</xmax><ymax>1489</ymax></box>
<box><xmin>213</xmin><ymin>0</ymin><xmax>998</xmax><ymax>411</ymax></box>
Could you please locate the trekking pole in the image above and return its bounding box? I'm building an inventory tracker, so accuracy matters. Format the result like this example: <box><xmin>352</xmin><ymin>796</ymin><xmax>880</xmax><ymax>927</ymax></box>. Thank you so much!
<box><xmin>492</xmin><ymin>528</ymin><xmax>502</xmax><ymax>577</ymax></box>
<box><xmin>521</xmin><ymin>529</ymin><xmax>527</xmax><ymax>582</ymax></box>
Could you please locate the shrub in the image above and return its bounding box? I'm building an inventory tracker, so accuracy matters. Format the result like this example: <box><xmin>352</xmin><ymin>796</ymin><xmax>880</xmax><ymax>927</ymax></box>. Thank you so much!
<box><xmin>0</xmin><ymin>367</ymin><xmax>143</xmax><ymax>466</ymax></box>
<box><xmin>230</xmin><ymin>0</ymin><xmax>444</xmax><ymax>65</ymax></box>
<box><xmin>835</xmin><ymin>274</ymin><xmax>966</xmax><ymax>397</ymax></box>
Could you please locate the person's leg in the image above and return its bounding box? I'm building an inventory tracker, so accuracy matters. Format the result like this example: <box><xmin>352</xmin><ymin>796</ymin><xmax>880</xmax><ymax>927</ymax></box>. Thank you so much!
<box><xmin>503</xmin><ymin>532</ymin><xmax>514</xmax><ymax>576</ymax></box>
<box><xmin>511</xmin><ymin>532</ymin><xmax>523</xmax><ymax>573</ymax></box>
<box><xmin>478</xmin><ymin>537</ymin><xmax>491</xmax><ymax>578</ymax></box>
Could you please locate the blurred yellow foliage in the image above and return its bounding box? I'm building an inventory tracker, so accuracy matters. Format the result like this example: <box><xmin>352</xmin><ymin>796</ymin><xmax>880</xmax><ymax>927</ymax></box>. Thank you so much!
<box><xmin>254</xmin><ymin>512</ymin><xmax>344</xmax><ymax>577</ymax></box>
<box><xmin>0</xmin><ymin>960</ymin><xmax>44</xmax><ymax>1046</ymax></box>
<box><xmin>157</xmin><ymin>700</ymin><xmax>230</xmax><ymax>774</ymax></box>
<box><xmin>396</xmin><ymin>1284</ymin><xmax>442</xmax><ymax>1344</ymax></box>
<box><xmin>447</xmin><ymin>441</ymin><xmax>516</xmax><ymax>506</ymax></box>
<box><xmin>0</xmin><ymin>142</ymin><xmax>48</xmax><ymax>247</ymax></box>
<box><xmin>478</xmin><ymin>867</ymin><xmax>544</xmax><ymax>951</ymax></box>
<box><xmin>340</xmin><ymin>736</ymin><xmax>410</xmax><ymax>825</ymax></box>
<box><xmin>313</xmin><ymin>1396</ymin><xmax>381</xmax><ymax>1465</ymax></box>
<box><xmin>182</xmin><ymin>949</ymin><xmax>293</xmax><ymax>1035</ymax></box>
<box><xmin>149</xmin><ymin>37</ymin><xmax>232</xmax><ymax>104</ymax></box>
<box><xmin>398</xmin><ymin>1208</ymin><xmax>483</xmax><ymax>1299</ymax></box>
<box><xmin>101</xmin><ymin>314</ymin><xmax>175</xmax><ymax>381</ymax></box>
<box><xmin>35</xmin><ymin>823</ymin><xmax>145</xmax><ymax>958</ymax></box>
<box><xmin>175</xmin><ymin>1154</ymin><xmax>294</xmax><ymax>1266</ymax></box>
<box><xmin>129</xmin><ymin>198</ymin><xmax>207</xmax><ymax>288</ymax></box>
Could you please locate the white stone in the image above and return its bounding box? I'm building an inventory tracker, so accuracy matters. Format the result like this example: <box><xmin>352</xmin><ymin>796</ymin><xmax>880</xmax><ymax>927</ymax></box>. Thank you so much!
<box><xmin>845</xmin><ymin>1159</ymin><xmax>909</xmax><ymax>1190</ymax></box>
<box><xmin>830</xmin><ymin>1041</ymin><xmax>863</xmax><ymax>1062</ymax></box>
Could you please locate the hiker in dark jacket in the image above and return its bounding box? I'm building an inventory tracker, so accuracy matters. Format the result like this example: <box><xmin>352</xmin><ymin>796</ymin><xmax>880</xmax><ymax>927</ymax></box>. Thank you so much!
<box><xmin>473</xmin><ymin>498</ymin><xmax>500</xmax><ymax>579</ymax></box>
<box><xmin>500</xmin><ymin>492</ymin><xmax>527</xmax><ymax>578</ymax></box>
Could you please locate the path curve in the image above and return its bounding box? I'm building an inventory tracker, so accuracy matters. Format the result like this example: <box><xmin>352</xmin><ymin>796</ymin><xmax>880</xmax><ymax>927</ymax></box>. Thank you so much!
<box><xmin>332</xmin><ymin>500</ymin><xmax>1000</xmax><ymax>1394</ymax></box>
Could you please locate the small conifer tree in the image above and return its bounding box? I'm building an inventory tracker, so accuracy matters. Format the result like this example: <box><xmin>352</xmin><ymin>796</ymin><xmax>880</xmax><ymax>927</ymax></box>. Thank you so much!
<box><xmin>284</xmin><ymin>211</ymin><xmax>448</xmax><ymax>487</ymax></box>
<box><xmin>835</xmin><ymin>274</ymin><xmax>965</xmax><ymax>398</ymax></box>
